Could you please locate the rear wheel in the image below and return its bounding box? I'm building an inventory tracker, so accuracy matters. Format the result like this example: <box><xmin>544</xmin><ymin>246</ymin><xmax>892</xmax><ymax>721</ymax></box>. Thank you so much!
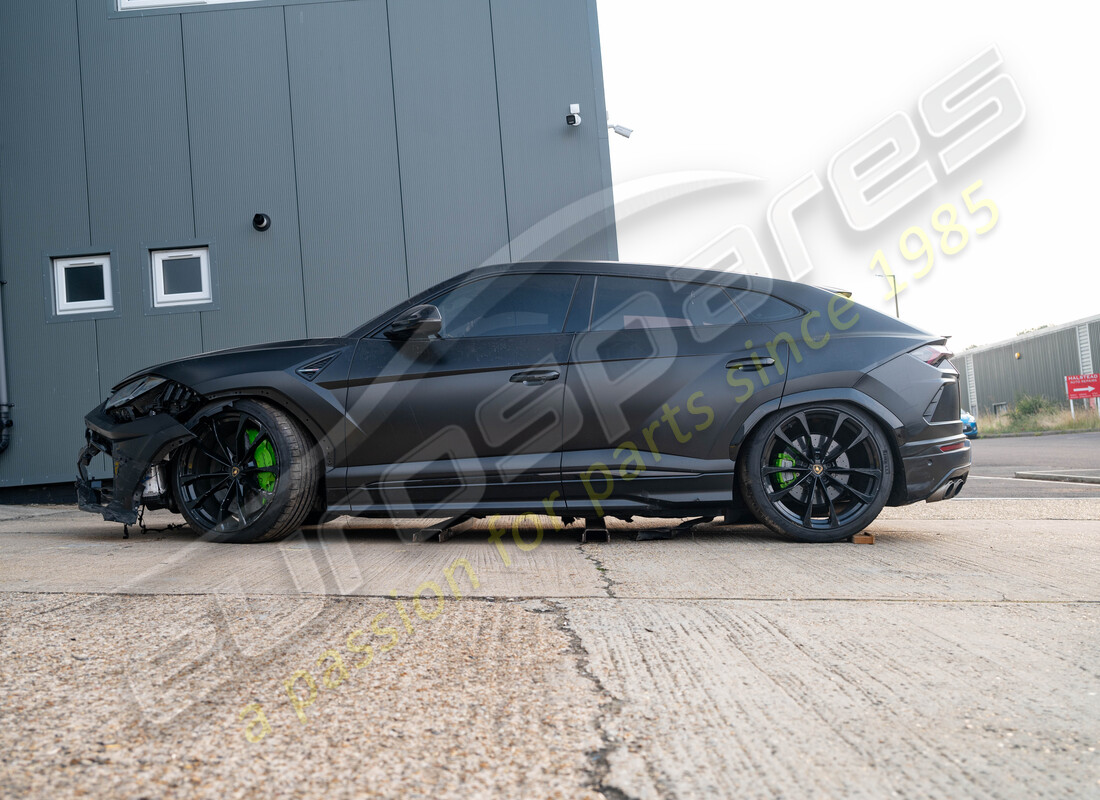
<box><xmin>172</xmin><ymin>399</ymin><xmax>318</xmax><ymax>543</ymax></box>
<box><xmin>739</xmin><ymin>403</ymin><xmax>893</xmax><ymax>543</ymax></box>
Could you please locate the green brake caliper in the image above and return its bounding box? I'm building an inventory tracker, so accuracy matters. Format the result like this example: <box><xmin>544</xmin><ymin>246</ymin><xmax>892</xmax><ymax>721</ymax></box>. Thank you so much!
<box><xmin>773</xmin><ymin>452</ymin><xmax>797</xmax><ymax>489</ymax></box>
<box><xmin>245</xmin><ymin>429</ymin><xmax>277</xmax><ymax>494</ymax></box>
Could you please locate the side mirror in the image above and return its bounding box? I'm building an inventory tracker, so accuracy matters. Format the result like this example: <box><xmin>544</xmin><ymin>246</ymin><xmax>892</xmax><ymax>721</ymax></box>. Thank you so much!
<box><xmin>384</xmin><ymin>304</ymin><xmax>442</xmax><ymax>340</ymax></box>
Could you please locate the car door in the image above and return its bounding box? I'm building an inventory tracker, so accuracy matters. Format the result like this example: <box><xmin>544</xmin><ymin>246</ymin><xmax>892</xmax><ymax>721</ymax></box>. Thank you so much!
<box><xmin>341</xmin><ymin>272</ymin><xmax>583</xmax><ymax>517</ymax></box>
<box><xmin>561</xmin><ymin>275</ymin><xmax>796</xmax><ymax>517</ymax></box>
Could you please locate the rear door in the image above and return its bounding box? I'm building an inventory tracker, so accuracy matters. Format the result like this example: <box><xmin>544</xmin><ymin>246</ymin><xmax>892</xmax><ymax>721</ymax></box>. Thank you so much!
<box><xmin>561</xmin><ymin>275</ymin><xmax>795</xmax><ymax>517</ymax></box>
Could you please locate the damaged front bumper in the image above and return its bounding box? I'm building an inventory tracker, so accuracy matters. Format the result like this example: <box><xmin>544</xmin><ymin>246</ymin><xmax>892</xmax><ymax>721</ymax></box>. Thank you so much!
<box><xmin>77</xmin><ymin>404</ymin><xmax>195</xmax><ymax>524</ymax></box>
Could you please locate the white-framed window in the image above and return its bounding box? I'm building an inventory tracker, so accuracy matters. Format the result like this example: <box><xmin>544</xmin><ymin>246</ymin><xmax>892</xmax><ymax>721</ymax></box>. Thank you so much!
<box><xmin>152</xmin><ymin>247</ymin><xmax>212</xmax><ymax>308</ymax></box>
<box><xmin>118</xmin><ymin>0</ymin><xmax>262</xmax><ymax>9</ymax></box>
<box><xmin>53</xmin><ymin>255</ymin><xmax>114</xmax><ymax>315</ymax></box>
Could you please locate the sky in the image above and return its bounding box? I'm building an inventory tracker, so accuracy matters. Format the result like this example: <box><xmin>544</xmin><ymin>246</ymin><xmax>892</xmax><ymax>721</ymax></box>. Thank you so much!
<box><xmin>596</xmin><ymin>0</ymin><xmax>1100</xmax><ymax>349</ymax></box>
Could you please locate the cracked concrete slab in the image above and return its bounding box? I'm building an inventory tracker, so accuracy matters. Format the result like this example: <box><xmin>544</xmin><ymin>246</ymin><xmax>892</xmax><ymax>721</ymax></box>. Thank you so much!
<box><xmin>0</xmin><ymin>593</ymin><xmax>607</xmax><ymax>800</ymax></box>
<box><xmin>0</xmin><ymin>511</ymin><xmax>605</xmax><ymax>598</ymax></box>
<box><xmin>584</xmin><ymin>519</ymin><xmax>1100</xmax><ymax>601</ymax></box>
<box><xmin>2</xmin><ymin>498</ymin><xmax>1099</xmax><ymax>798</ymax></box>
<box><xmin>566</xmin><ymin>599</ymin><xmax>1100</xmax><ymax>800</ymax></box>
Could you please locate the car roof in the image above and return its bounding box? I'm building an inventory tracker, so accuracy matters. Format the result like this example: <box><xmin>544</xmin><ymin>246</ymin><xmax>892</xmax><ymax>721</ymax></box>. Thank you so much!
<box><xmin>469</xmin><ymin>259</ymin><xmax>720</xmax><ymax>277</ymax></box>
<box><xmin>347</xmin><ymin>259</ymin><xmax>901</xmax><ymax>339</ymax></box>
<box><xmin>460</xmin><ymin>259</ymin><xmax>775</xmax><ymax>288</ymax></box>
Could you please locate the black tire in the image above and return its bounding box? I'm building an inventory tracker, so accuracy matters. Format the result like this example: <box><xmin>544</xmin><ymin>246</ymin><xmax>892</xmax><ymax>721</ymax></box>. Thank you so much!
<box><xmin>739</xmin><ymin>403</ymin><xmax>893</xmax><ymax>543</ymax></box>
<box><xmin>299</xmin><ymin>501</ymin><xmax>330</xmax><ymax>529</ymax></box>
<box><xmin>172</xmin><ymin>399</ymin><xmax>319</xmax><ymax>543</ymax></box>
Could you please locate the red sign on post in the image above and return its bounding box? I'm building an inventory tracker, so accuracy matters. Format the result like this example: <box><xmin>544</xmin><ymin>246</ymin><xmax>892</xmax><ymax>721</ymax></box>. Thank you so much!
<box><xmin>1066</xmin><ymin>374</ymin><xmax>1100</xmax><ymax>400</ymax></box>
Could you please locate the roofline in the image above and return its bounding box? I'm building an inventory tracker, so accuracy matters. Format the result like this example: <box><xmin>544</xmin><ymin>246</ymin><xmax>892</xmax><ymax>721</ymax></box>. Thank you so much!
<box><xmin>958</xmin><ymin>313</ymin><xmax>1100</xmax><ymax>358</ymax></box>
<box><xmin>465</xmin><ymin>259</ymin><xmax>801</xmax><ymax>287</ymax></box>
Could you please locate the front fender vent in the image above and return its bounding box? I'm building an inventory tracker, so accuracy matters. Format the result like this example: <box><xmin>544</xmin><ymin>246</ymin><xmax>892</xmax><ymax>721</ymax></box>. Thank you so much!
<box><xmin>296</xmin><ymin>353</ymin><xmax>339</xmax><ymax>382</ymax></box>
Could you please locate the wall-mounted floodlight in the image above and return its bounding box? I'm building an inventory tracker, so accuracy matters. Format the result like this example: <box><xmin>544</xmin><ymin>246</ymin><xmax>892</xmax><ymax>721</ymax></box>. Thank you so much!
<box><xmin>606</xmin><ymin>110</ymin><xmax>633</xmax><ymax>138</ymax></box>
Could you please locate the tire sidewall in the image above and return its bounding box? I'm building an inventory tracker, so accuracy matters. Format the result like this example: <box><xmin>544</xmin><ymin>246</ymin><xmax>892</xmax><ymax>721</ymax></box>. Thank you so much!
<box><xmin>740</xmin><ymin>402</ymin><xmax>893</xmax><ymax>543</ymax></box>
<box><xmin>173</xmin><ymin>399</ymin><xmax>301</xmax><ymax>543</ymax></box>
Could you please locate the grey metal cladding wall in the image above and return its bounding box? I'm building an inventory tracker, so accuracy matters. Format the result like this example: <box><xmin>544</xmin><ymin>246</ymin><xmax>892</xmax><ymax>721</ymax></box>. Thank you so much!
<box><xmin>77</xmin><ymin>2</ymin><xmax>204</xmax><ymax>394</ymax></box>
<box><xmin>0</xmin><ymin>0</ymin><xmax>102</xmax><ymax>485</ymax></box>
<box><xmin>388</xmin><ymin>0</ymin><xmax>510</xmax><ymax>294</ymax></box>
<box><xmin>490</xmin><ymin>0</ymin><xmax>612</xmax><ymax>262</ymax></box>
<box><xmin>183</xmin><ymin>7</ymin><xmax>307</xmax><ymax>351</ymax></box>
<box><xmin>1090</xmin><ymin>320</ymin><xmax>1100</xmax><ymax>372</ymax></box>
<box><xmin>586</xmin><ymin>0</ymin><xmax>617</xmax><ymax>260</ymax></box>
<box><xmin>285</xmin><ymin>0</ymin><xmax>409</xmax><ymax>336</ymax></box>
<box><xmin>971</xmin><ymin>328</ymin><xmax>1078</xmax><ymax>411</ymax></box>
<box><xmin>954</xmin><ymin>359</ymin><xmax>971</xmax><ymax>411</ymax></box>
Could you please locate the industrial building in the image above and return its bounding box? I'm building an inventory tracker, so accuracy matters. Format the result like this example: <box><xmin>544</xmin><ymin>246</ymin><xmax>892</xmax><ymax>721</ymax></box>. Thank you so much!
<box><xmin>954</xmin><ymin>315</ymin><xmax>1100</xmax><ymax>416</ymax></box>
<box><xmin>0</xmin><ymin>0</ymin><xmax>618</xmax><ymax>486</ymax></box>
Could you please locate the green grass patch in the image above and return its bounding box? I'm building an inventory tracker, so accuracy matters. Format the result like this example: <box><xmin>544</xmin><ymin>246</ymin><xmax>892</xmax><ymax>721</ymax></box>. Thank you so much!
<box><xmin>979</xmin><ymin>400</ymin><xmax>1100</xmax><ymax>435</ymax></box>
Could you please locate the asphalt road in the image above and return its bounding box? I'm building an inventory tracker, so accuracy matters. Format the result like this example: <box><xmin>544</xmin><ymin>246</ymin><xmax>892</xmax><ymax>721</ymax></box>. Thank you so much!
<box><xmin>962</xmin><ymin>431</ymin><xmax>1100</xmax><ymax>498</ymax></box>
<box><xmin>1</xmin><ymin>433</ymin><xmax>1098</xmax><ymax>799</ymax></box>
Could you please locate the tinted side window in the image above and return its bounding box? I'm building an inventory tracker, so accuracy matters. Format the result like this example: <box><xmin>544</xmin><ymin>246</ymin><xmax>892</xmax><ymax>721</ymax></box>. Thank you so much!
<box><xmin>726</xmin><ymin>289</ymin><xmax>801</xmax><ymax>322</ymax></box>
<box><xmin>432</xmin><ymin>273</ymin><xmax>578</xmax><ymax>338</ymax></box>
<box><xmin>590</xmin><ymin>276</ymin><xmax>745</xmax><ymax>331</ymax></box>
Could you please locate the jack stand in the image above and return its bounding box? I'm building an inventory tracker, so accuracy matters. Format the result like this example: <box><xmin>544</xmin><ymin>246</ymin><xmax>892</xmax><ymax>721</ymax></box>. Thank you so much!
<box><xmin>636</xmin><ymin>515</ymin><xmax>714</xmax><ymax>542</ymax></box>
<box><xmin>580</xmin><ymin>517</ymin><xmax>609</xmax><ymax>543</ymax></box>
<box><xmin>677</xmin><ymin>515</ymin><xmax>714</xmax><ymax>540</ymax></box>
<box><xmin>635</xmin><ymin>528</ymin><xmax>673</xmax><ymax>541</ymax></box>
<box><xmin>851</xmin><ymin>531</ymin><xmax>875</xmax><ymax>544</ymax></box>
<box><xmin>411</xmin><ymin>515</ymin><xmax>477</xmax><ymax>543</ymax></box>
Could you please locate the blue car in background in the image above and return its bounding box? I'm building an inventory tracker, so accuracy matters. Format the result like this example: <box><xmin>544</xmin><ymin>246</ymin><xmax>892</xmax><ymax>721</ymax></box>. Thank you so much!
<box><xmin>961</xmin><ymin>409</ymin><xmax>977</xmax><ymax>439</ymax></box>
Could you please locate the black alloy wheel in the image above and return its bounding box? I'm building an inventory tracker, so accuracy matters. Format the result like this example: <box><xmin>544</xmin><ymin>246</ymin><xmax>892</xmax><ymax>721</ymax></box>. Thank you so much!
<box><xmin>740</xmin><ymin>403</ymin><xmax>893</xmax><ymax>542</ymax></box>
<box><xmin>173</xmin><ymin>399</ymin><xmax>318</xmax><ymax>543</ymax></box>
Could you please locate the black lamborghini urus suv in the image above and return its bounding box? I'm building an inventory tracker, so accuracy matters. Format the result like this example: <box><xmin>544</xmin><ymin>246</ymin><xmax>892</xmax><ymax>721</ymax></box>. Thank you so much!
<box><xmin>78</xmin><ymin>261</ymin><xmax>970</xmax><ymax>543</ymax></box>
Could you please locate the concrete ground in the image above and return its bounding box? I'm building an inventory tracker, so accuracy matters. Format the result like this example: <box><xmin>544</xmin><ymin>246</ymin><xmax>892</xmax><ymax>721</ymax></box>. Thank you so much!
<box><xmin>1</xmin><ymin>435</ymin><xmax>1098</xmax><ymax>799</ymax></box>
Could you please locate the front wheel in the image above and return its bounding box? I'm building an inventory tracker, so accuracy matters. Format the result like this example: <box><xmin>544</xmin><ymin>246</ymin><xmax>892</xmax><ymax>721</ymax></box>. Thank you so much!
<box><xmin>172</xmin><ymin>399</ymin><xmax>319</xmax><ymax>543</ymax></box>
<box><xmin>739</xmin><ymin>403</ymin><xmax>893</xmax><ymax>543</ymax></box>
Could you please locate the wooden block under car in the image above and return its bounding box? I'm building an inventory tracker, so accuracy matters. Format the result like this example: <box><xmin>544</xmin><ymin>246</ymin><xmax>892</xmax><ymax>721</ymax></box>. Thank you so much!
<box><xmin>851</xmin><ymin>532</ymin><xmax>875</xmax><ymax>544</ymax></box>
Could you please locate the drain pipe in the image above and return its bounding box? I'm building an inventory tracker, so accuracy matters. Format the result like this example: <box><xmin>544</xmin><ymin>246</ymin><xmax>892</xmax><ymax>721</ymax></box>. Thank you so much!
<box><xmin>0</xmin><ymin>278</ymin><xmax>11</xmax><ymax>455</ymax></box>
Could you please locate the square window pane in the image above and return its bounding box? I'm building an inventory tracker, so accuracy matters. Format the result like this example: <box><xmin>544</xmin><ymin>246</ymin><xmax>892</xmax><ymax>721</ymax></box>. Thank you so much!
<box><xmin>151</xmin><ymin>247</ymin><xmax>212</xmax><ymax>308</ymax></box>
<box><xmin>65</xmin><ymin>265</ymin><xmax>107</xmax><ymax>303</ymax></box>
<box><xmin>162</xmin><ymin>257</ymin><xmax>204</xmax><ymax>296</ymax></box>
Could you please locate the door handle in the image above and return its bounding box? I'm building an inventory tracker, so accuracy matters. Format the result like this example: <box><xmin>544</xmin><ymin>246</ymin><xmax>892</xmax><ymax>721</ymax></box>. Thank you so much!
<box><xmin>509</xmin><ymin>369</ymin><xmax>561</xmax><ymax>385</ymax></box>
<box><xmin>726</xmin><ymin>357</ymin><xmax>774</xmax><ymax>370</ymax></box>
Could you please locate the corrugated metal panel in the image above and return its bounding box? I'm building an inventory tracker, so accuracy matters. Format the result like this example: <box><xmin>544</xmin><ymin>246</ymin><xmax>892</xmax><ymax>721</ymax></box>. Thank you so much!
<box><xmin>1078</xmin><ymin>324</ymin><xmax>1094</xmax><ymax>375</ymax></box>
<box><xmin>77</xmin><ymin>2</ymin><xmax>204</xmax><ymax>393</ymax></box>
<box><xmin>388</xmin><ymin>0</ymin><xmax>510</xmax><ymax>293</ymax></box>
<box><xmin>284</xmin><ymin>0</ymin><xmax>408</xmax><ymax>337</ymax></box>
<box><xmin>0</xmin><ymin>0</ymin><xmax>103</xmax><ymax>485</ymax></box>
<box><xmin>490</xmin><ymin>0</ymin><xmax>613</xmax><ymax>261</ymax></box>
<box><xmin>969</xmin><ymin>327</ymin><xmax>1078</xmax><ymax>412</ymax></box>
<box><xmin>587</xmin><ymin>0</ymin><xmax>617</xmax><ymax>261</ymax></box>
<box><xmin>963</xmin><ymin>355</ymin><xmax>977</xmax><ymax>413</ymax></box>
<box><xmin>1091</xmin><ymin>321</ymin><xmax>1100</xmax><ymax>376</ymax></box>
<box><xmin>184</xmin><ymin>7</ymin><xmax>307</xmax><ymax>351</ymax></box>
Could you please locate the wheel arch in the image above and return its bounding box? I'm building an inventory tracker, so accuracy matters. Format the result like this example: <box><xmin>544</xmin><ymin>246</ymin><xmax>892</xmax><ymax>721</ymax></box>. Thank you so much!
<box><xmin>730</xmin><ymin>388</ymin><xmax>907</xmax><ymax>505</ymax></box>
<box><xmin>170</xmin><ymin>394</ymin><xmax>323</xmax><ymax>542</ymax></box>
<box><xmin>171</xmin><ymin>391</ymin><xmax>331</xmax><ymax>515</ymax></box>
<box><xmin>194</xmin><ymin>388</ymin><xmax>334</xmax><ymax>470</ymax></box>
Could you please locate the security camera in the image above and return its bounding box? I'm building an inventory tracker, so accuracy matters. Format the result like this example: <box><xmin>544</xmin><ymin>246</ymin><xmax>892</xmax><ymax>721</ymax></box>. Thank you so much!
<box><xmin>566</xmin><ymin>113</ymin><xmax>582</xmax><ymax>127</ymax></box>
<box><xmin>610</xmin><ymin>124</ymin><xmax>633</xmax><ymax>138</ymax></box>
<box><xmin>253</xmin><ymin>213</ymin><xmax>271</xmax><ymax>232</ymax></box>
